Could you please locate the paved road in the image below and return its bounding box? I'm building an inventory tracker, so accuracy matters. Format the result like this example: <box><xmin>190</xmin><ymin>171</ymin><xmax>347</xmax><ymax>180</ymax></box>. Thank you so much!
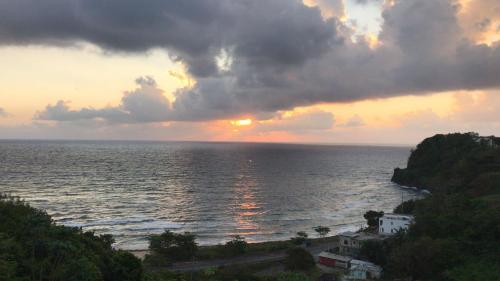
<box><xmin>163</xmin><ymin>242</ymin><xmax>338</xmax><ymax>272</ymax></box>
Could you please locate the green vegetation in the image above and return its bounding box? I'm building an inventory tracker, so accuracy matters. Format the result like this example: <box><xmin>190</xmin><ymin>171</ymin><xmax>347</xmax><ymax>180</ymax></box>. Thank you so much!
<box><xmin>276</xmin><ymin>272</ymin><xmax>312</xmax><ymax>281</ymax></box>
<box><xmin>223</xmin><ymin>235</ymin><xmax>248</xmax><ymax>256</ymax></box>
<box><xmin>290</xmin><ymin>232</ymin><xmax>309</xmax><ymax>245</ymax></box>
<box><xmin>358</xmin><ymin>240</ymin><xmax>388</xmax><ymax>267</ymax></box>
<box><xmin>363</xmin><ymin>210</ymin><xmax>384</xmax><ymax>228</ymax></box>
<box><xmin>313</xmin><ymin>226</ymin><xmax>330</xmax><ymax>238</ymax></box>
<box><xmin>145</xmin><ymin>231</ymin><xmax>197</xmax><ymax>266</ymax></box>
<box><xmin>192</xmin><ymin>235</ymin><xmax>337</xmax><ymax>262</ymax></box>
<box><xmin>284</xmin><ymin>248</ymin><xmax>315</xmax><ymax>272</ymax></box>
<box><xmin>0</xmin><ymin>194</ymin><xmax>143</xmax><ymax>281</ymax></box>
<box><xmin>392</xmin><ymin>132</ymin><xmax>500</xmax><ymax>194</ymax></box>
<box><xmin>379</xmin><ymin>133</ymin><xmax>500</xmax><ymax>280</ymax></box>
<box><xmin>0</xmin><ymin>194</ymin><xmax>327</xmax><ymax>281</ymax></box>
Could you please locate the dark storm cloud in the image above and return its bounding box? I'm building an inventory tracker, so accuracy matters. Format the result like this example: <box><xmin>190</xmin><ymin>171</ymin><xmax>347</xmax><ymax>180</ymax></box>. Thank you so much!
<box><xmin>3</xmin><ymin>0</ymin><xmax>499</xmax><ymax>123</ymax></box>
<box><xmin>0</xmin><ymin>0</ymin><xmax>336</xmax><ymax>77</ymax></box>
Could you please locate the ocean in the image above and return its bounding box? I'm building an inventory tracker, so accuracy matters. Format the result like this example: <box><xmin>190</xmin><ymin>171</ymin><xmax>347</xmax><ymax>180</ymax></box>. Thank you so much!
<box><xmin>0</xmin><ymin>140</ymin><xmax>420</xmax><ymax>250</ymax></box>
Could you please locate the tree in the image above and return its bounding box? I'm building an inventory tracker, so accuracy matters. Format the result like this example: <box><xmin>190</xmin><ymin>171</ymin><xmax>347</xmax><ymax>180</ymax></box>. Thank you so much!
<box><xmin>363</xmin><ymin>210</ymin><xmax>384</xmax><ymax>228</ymax></box>
<box><xmin>313</xmin><ymin>226</ymin><xmax>330</xmax><ymax>238</ymax></box>
<box><xmin>109</xmin><ymin>251</ymin><xmax>143</xmax><ymax>281</ymax></box>
<box><xmin>285</xmin><ymin>247</ymin><xmax>315</xmax><ymax>271</ymax></box>
<box><xmin>149</xmin><ymin>231</ymin><xmax>197</xmax><ymax>262</ymax></box>
<box><xmin>393</xmin><ymin>200</ymin><xmax>416</xmax><ymax>214</ymax></box>
<box><xmin>224</xmin><ymin>235</ymin><xmax>248</xmax><ymax>256</ymax></box>
<box><xmin>359</xmin><ymin>240</ymin><xmax>388</xmax><ymax>266</ymax></box>
<box><xmin>291</xmin><ymin>231</ymin><xmax>309</xmax><ymax>245</ymax></box>
<box><xmin>0</xmin><ymin>194</ymin><xmax>144</xmax><ymax>281</ymax></box>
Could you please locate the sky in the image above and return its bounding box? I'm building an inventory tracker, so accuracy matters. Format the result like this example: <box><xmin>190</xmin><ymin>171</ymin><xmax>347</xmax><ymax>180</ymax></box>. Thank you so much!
<box><xmin>0</xmin><ymin>0</ymin><xmax>499</xmax><ymax>145</ymax></box>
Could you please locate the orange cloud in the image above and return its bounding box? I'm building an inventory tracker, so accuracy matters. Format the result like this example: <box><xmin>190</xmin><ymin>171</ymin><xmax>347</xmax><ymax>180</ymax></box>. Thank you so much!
<box><xmin>458</xmin><ymin>0</ymin><xmax>500</xmax><ymax>44</ymax></box>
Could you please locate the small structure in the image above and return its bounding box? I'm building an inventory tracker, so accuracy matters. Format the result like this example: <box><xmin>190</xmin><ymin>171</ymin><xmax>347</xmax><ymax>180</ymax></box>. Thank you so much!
<box><xmin>318</xmin><ymin>252</ymin><xmax>351</xmax><ymax>269</ymax></box>
<box><xmin>344</xmin><ymin>259</ymin><xmax>383</xmax><ymax>280</ymax></box>
<box><xmin>338</xmin><ymin>231</ymin><xmax>387</xmax><ymax>256</ymax></box>
<box><xmin>346</xmin><ymin>260</ymin><xmax>382</xmax><ymax>280</ymax></box>
<box><xmin>378</xmin><ymin>213</ymin><xmax>414</xmax><ymax>235</ymax></box>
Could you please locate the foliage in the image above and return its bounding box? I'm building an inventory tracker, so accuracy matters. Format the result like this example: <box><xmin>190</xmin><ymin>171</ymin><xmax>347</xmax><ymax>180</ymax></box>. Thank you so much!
<box><xmin>313</xmin><ymin>226</ymin><xmax>330</xmax><ymax>238</ymax></box>
<box><xmin>0</xmin><ymin>194</ymin><xmax>143</xmax><ymax>281</ymax></box>
<box><xmin>284</xmin><ymin>247</ymin><xmax>315</xmax><ymax>271</ymax></box>
<box><xmin>358</xmin><ymin>240</ymin><xmax>388</xmax><ymax>267</ymax></box>
<box><xmin>391</xmin><ymin>132</ymin><xmax>500</xmax><ymax>193</ymax></box>
<box><xmin>393</xmin><ymin>199</ymin><xmax>416</xmax><ymax>214</ymax></box>
<box><xmin>142</xmin><ymin>269</ymin><xmax>185</xmax><ymax>281</ymax></box>
<box><xmin>445</xmin><ymin>260</ymin><xmax>500</xmax><ymax>281</ymax></box>
<box><xmin>384</xmin><ymin>133</ymin><xmax>500</xmax><ymax>280</ymax></box>
<box><xmin>223</xmin><ymin>235</ymin><xmax>248</xmax><ymax>256</ymax></box>
<box><xmin>276</xmin><ymin>272</ymin><xmax>312</xmax><ymax>281</ymax></box>
<box><xmin>195</xmin><ymin>239</ymin><xmax>294</xmax><ymax>261</ymax></box>
<box><xmin>148</xmin><ymin>231</ymin><xmax>197</xmax><ymax>264</ymax></box>
<box><xmin>291</xmin><ymin>231</ymin><xmax>309</xmax><ymax>245</ymax></box>
<box><xmin>363</xmin><ymin>210</ymin><xmax>384</xmax><ymax>228</ymax></box>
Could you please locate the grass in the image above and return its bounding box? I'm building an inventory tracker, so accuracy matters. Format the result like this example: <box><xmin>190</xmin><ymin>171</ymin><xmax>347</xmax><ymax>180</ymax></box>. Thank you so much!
<box><xmin>195</xmin><ymin>235</ymin><xmax>339</xmax><ymax>260</ymax></box>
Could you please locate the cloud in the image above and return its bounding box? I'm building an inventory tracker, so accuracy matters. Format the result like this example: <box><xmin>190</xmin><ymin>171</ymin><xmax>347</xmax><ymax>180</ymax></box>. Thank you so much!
<box><xmin>258</xmin><ymin>110</ymin><xmax>335</xmax><ymax>132</ymax></box>
<box><xmin>0</xmin><ymin>121</ymin><xmax>222</xmax><ymax>141</ymax></box>
<box><xmin>0</xmin><ymin>108</ymin><xmax>7</xmax><ymax>117</ymax></box>
<box><xmin>354</xmin><ymin>0</ymin><xmax>383</xmax><ymax>5</ymax></box>
<box><xmin>303</xmin><ymin>0</ymin><xmax>345</xmax><ymax>18</ymax></box>
<box><xmin>458</xmin><ymin>0</ymin><xmax>500</xmax><ymax>43</ymax></box>
<box><xmin>0</xmin><ymin>0</ymin><xmax>336</xmax><ymax>77</ymax></box>
<box><xmin>3</xmin><ymin>0</ymin><xmax>499</xmax><ymax>123</ymax></box>
<box><xmin>36</xmin><ymin>77</ymin><xmax>172</xmax><ymax>123</ymax></box>
<box><xmin>451</xmin><ymin>90</ymin><xmax>500</xmax><ymax>123</ymax></box>
<box><xmin>342</xmin><ymin>115</ymin><xmax>365</xmax><ymax>127</ymax></box>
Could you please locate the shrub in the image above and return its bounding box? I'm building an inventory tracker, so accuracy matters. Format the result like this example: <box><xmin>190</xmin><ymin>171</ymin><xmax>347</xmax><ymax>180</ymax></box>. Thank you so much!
<box><xmin>224</xmin><ymin>235</ymin><xmax>248</xmax><ymax>256</ymax></box>
<box><xmin>285</xmin><ymin>247</ymin><xmax>315</xmax><ymax>271</ymax></box>
<box><xmin>313</xmin><ymin>226</ymin><xmax>330</xmax><ymax>238</ymax></box>
<box><xmin>291</xmin><ymin>231</ymin><xmax>309</xmax><ymax>245</ymax></box>
<box><xmin>149</xmin><ymin>231</ymin><xmax>198</xmax><ymax>263</ymax></box>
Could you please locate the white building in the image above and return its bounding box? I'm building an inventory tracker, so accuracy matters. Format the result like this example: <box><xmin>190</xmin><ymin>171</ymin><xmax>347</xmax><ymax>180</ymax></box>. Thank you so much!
<box><xmin>344</xmin><ymin>259</ymin><xmax>383</xmax><ymax>280</ymax></box>
<box><xmin>378</xmin><ymin>213</ymin><xmax>414</xmax><ymax>235</ymax></box>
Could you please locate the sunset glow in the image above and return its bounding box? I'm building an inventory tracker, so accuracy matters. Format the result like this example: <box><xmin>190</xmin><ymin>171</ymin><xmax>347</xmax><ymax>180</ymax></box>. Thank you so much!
<box><xmin>0</xmin><ymin>0</ymin><xmax>498</xmax><ymax>144</ymax></box>
<box><xmin>231</xmin><ymin>119</ymin><xmax>253</xmax><ymax>127</ymax></box>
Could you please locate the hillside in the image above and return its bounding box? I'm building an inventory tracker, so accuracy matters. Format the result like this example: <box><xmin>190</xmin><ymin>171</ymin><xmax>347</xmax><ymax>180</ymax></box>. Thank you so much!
<box><xmin>379</xmin><ymin>133</ymin><xmax>500</xmax><ymax>280</ymax></box>
<box><xmin>0</xmin><ymin>195</ymin><xmax>143</xmax><ymax>281</ymax></box>
<box><xmin>392</xmin><ymin>132</ymin><xmax>500</xmax><ymax>195</ymax></box>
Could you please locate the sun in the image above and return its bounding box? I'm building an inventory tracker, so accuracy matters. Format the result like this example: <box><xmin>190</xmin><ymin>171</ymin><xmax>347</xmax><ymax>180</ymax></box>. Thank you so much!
<box><xmin>231</xmin><ymin>119</ymin><xmax>253</xmax><ymax>126</ymax></box>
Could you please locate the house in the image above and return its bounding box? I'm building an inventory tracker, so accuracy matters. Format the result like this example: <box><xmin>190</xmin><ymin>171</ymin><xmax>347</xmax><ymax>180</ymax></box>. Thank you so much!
<box><xmin>318</xmin><ymin>252</ymin><xmax>351</xmax><ymax>269</ymax></box>
<box><xmin>318</xmin><ymin>252</ymin><xmax>383</xmax><ymax>280</ymax></box>
<box><xmin>338</xmin><ymin>231</ymin><xmax>387</xmax><ymax>256</ymax></box>
<box><xmin>343</xmin><ymin>259</ymin><xmax>382</xmax><ymax>280</ymax></box>
<box><xmin>378</xmin><ymin>213</ymin><xmax>414</xmax><ymax>235</ymax></box>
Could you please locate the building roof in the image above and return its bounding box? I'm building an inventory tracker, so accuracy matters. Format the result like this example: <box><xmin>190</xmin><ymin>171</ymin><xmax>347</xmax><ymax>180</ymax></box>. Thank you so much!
<box><xmin>382</xmin><ymin>213</ymin><xmax>414</xmax><ymax>220</ymax></box>
<box><xmin>350</xmin><ymin>259</ymin><xmax>383</xmax><ymax>273</ymax></box>
<box><xmin>339</xmin><ymin>231</ymin><xmax>388</xmax><ymax>241</ymax></box>
<box><xmin>318</xmin><ymin>252</ymin><xmax>352</xmax><ymax>262</ymax></box>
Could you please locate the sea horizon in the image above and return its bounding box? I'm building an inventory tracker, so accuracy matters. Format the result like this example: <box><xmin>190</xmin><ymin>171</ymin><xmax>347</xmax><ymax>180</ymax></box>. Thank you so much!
<box><xmin>0</xmin><ymin>138</ymin><xmax>416</xmax><ymax>148</ymax></box>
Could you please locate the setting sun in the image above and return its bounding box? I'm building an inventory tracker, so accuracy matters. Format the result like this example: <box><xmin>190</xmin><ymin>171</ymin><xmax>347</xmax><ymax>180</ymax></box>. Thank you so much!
<box><xmin>231</xmin><ymin>119</ymin><xmax>253</xmax><ymax>126</ymax></box>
